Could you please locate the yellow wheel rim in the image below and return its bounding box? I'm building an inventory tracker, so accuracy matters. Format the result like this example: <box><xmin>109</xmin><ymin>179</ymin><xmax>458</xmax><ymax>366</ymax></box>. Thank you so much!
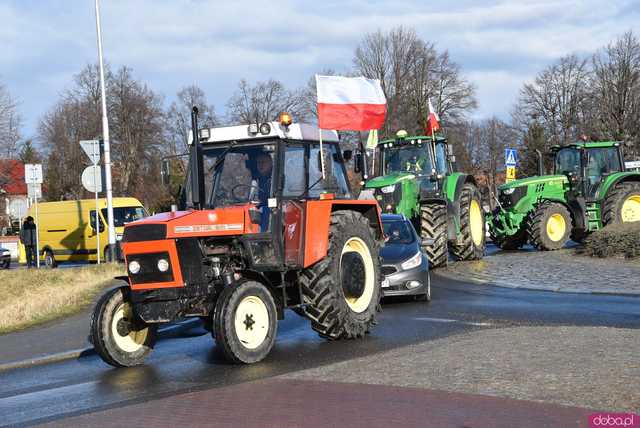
<box><xmin>341</xmin><ymin>237</ymin><xmax>375</xmax><ymax>313</ymax></box>
<box><xmin>620</xmin><ymin>195</ymin><xmax>640</xmax><ymax>222</ymax></box>
<box><xmin>546</xmin><ymin>213</ymin><xmax>566</xmax><ymax>242</ymax></box>
<box><xmin>469</xmin><ymin>199</ymin><xmax>484</xmax><ymax>247</ymax></box>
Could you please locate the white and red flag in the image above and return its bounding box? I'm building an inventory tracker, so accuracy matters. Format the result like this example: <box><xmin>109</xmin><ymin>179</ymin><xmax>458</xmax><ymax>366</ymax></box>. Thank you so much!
<box><xmin>425</xmin><ymin>98</ymin><xmax>440</xmax><ymax>135</ymax></box>
<box><xmin>316</xmin><ymin>75</ymin><xmax>386</xmax><ymax>131</ymax></box>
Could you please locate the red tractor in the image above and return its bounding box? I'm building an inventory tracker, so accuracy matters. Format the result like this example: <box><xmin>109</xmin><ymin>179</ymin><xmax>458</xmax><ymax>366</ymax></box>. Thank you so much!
<box><xmin>90</xmin><ymin>109</ymin><xmax>384</xmax><ymax>366</ymax></box>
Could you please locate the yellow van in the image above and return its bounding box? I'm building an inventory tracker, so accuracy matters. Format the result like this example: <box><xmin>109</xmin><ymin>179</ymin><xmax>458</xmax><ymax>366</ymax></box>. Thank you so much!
<box><xmin>19</xmin><ymin>197</ymin><xmax>147</xmax><ymax>267</ymax></box>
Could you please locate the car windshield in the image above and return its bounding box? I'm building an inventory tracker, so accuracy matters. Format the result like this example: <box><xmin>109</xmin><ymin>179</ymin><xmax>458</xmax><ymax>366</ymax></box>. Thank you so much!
<box><xmin>554</xmin><ymin>148</ymin><xmax>581</xmax><ymax>175</ymax></box>
<box><xmin>383</xmin><ymin>220</ymin><xmax>415</xmax><ymax>245</ymax></box>
<box><xmin>101</xmin><ymin>206</ymin><xmax>147</xmax><ymax>227</ymax></box>
<box><xmin>383</xmin><ymin>144</ymin><xmax>434</xmax><ymax>175</ymax></box>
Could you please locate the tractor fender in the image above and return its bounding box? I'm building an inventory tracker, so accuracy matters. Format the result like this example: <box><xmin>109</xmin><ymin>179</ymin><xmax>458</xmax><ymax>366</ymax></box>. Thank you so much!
<box><xmin>302</xmin><ymin>200</ymin><xmax>382</xmax><ymax>268</ymax></box>
<box><xmin>598</xmin><ymin>172</ymin><xmax>640</xmax><ymax>201</ymax></box>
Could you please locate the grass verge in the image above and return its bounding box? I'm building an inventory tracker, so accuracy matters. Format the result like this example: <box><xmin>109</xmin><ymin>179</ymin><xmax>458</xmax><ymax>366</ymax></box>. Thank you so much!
<box><xmin>581</xmin><ymin>222</ymin><xmax>640</xmax><ymax>259</ymax></box>
<box><xmin>0</xmin><ymin>263</ymin><xmax>124</xmax><ymax>334</ymax></box>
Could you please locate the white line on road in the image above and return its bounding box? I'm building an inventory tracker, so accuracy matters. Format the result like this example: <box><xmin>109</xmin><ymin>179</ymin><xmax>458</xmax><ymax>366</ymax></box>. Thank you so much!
<box><xmin>412</xmin><ymin>317</ymin><xmax>493</xmax><ymax>327</ymax></box>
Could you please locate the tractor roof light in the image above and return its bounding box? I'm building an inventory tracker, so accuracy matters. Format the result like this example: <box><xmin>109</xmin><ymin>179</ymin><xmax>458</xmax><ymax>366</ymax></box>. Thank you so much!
<box><xmin>259</xmin><ymin>122</ymin><xmax>272</xmax><ymax>135</ymax></box>
<box><xmin>199</xmin><ymin>128</ymin><xmax>211</xmax><ymax>141</ymax></box>
<box><xmin>279</xmin><ymin>112</ymin><xmax>292</xmax><ymax>127</ymax></box>
<box><xmin>396</xmin><ymin>130</ymin><xmax>408</xmax><ymax>139</ymax></box>
<box><xmin>248</xmin><ymin>124</ymin><xmax>259</xmax><ymax>135</ymax></box>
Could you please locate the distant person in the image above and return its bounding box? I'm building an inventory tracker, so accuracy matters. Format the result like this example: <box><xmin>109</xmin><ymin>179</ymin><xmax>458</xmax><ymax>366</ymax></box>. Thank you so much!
<box><xmin>20</xmin><ymin>216</ymin><xmax>37</xmax><ymax>268</ymax></box>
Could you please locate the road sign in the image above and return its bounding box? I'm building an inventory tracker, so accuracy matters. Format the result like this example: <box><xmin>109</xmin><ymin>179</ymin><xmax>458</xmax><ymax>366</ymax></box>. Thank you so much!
<box><xmin>506</xmin><ymin>166</ymin><xmax>516</xmax><ymax>182</ymax></box>
<box><xmin>625</xmin><ymin>160</ymin><xmax>640</xmax><ymax>170</ymax></box>
<box><xmin>24</xmin><ymin>164</ymin><xmax>43</xmax><ymax>184</ymax></box>
<box><xmin>82</xmin><ymin>165</ymin><xmax>103</xmax><ymax>193</ymax></box>
<box><xmin>505</xmin><ymin>149</ymin><xmax>517</xmax><ymax>167</ymax></box>
<box><xmin>80</xmin><ymin>140</ymin><xmax>102</xmax><ymax>165</ymax></box>
<box><xmin>8</xmin><ymin>199</ymin><xmax>27</xmax><ymax>219</ymax></box>
<box><xmin>27</xmin><ymin>183</ymin><xmax>42</xmax><ymax>199</ymax></box>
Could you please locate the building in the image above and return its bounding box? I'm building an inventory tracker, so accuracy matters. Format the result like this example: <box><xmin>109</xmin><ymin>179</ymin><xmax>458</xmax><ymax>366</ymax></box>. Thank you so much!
<box><xmin>0</xmin><ymin>160</ymin><xmax>28</xmax><ymax>235</ymax></box>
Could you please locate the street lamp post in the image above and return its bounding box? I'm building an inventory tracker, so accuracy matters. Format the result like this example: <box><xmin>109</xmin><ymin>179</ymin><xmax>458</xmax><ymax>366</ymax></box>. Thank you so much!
<box><xmin>94</xmin><ymin>0</ymin><xmax>116</xmax><ymax>261</ymax></box>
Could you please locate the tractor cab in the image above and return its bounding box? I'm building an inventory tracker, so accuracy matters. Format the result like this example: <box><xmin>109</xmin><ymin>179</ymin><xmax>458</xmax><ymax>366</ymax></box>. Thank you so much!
<box><xmin>552</xmin><ymin>141</ymin><xmax>625</xmax><ymax>200</ymax></box>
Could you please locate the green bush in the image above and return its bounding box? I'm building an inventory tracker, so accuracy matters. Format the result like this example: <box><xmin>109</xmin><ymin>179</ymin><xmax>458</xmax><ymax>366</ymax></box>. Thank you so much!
<box><xmin>581</xmin><ymin>222</ymin><xmax>640</xmax><ymax>258</ymax></box>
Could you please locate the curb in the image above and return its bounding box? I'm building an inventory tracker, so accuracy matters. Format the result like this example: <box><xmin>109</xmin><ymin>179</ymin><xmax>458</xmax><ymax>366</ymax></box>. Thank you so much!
<box><xmin>0</xmin><ymin>318</ymin><xmax>200</xmax><ymax>373</ymax></box>
<box><xmin>436</xmin><ymin>272</ymin><xmax>640</xmax><ymax>297</ymax></box>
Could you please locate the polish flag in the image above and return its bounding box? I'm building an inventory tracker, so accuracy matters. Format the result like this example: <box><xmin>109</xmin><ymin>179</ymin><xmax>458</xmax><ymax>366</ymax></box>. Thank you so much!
<box><xmin>425</xmin><ymin>98</ymin><xmax>440</xmax><ymax>135</ymax></box>
<box><xmin>316</xmin><ymin>75</ymin><xmax>386</xmax><ymax>131</ymax></box>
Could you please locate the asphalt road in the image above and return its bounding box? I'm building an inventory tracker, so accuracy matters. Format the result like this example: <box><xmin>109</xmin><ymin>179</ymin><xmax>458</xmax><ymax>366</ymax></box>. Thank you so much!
<box><xmin>0</xmin><ymin>274</ymin><xmax>638</xmax><ymax>427</ymax></box>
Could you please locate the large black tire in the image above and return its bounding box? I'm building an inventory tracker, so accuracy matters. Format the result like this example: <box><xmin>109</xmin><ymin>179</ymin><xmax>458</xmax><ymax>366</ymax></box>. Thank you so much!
<box><xmin>298</xmin><ymin>210</ymin><xmax>381</xmax><ymax>340</ymax></box>
<box><xmin>1</xmin><ymin>259</ymin><xmax>10</xmax><ymax>269</ymax></box>
<box><xmin>44</xmin><ymin>250</ymin><xmax>57</xmax><ymax>269</ymax></box>
<box><xmin>90</xmin><ymin>285</ymin><xmax>157</xmax><ymax>367</ymax></box>
<box><xmin>602</xmin><ymin>181</ymin><xmax>640</xmax><ymax>225</ymax></box>
<box><xmin>528</xmin><ymin>202</ymin><xmax>572</xmax><ymax>251</ymax></box>
<box><xmin>450</xmin><ymin>184</ymin><xmax>485</xmax><ymax>260</ymax></box>
<box><xmin>213</xmin><ymin>280</ymin><xmax>277</xmax><ymax>364</ymax></box>
<box><xmin>420</xmin><ymin>204</ymin><xmax>448</xmax><ymax>268</ymax></box>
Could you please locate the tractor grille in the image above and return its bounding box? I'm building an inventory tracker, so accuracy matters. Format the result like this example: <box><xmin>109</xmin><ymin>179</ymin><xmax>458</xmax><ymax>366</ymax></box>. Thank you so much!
<box><xmin>123</xmin><ymin>224</ymin><xmax>167</xmax><ymax>242</ymax></box>
<box><xmin>374</xmin><ymin>186</ymin><xmax>402</xmax><ymax>213</ymax></box>
<box><xmin>128</xmin><ymin>251</ymin><xmax>174</xmax><ymax>285</ymax></box>
<box><xmin>176</xmin><ymin>238</ymin><xmax>204</xmax><ymax>285</ymax></box>
<box><xmin>498</xmin><ymin>187</ymin><xmax>526</xmax><ymax>208</ymax></box>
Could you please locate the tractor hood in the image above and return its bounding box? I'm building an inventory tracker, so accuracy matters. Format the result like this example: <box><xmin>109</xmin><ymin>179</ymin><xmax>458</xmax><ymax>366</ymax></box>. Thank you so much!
<box><xmin>498</xmin><ymin>175</ymin><xmax>568</xmax><ymax>191</ymax></box>
<box><xmin>122</xmin><ymin>205</ymin><xmax>260</xmax><ymax>241</ymax></box>
<box><xmin>365</xmin><ymin>172</ymin><xmax>416</xmax><ymax>188</ymax></box>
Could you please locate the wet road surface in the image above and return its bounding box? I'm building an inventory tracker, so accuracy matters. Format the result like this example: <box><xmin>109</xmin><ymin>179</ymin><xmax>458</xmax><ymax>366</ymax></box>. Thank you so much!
<box><xmin>0</xmin><ymin>274</ymin><xmax>638</xmax><ymax>427</ymax></box>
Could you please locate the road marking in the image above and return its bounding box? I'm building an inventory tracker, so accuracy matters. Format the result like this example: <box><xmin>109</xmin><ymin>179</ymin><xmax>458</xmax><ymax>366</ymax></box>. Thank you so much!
<box><xmin>412</xmin><ymin>317</ymin><xmax>493</xmax><ymax>327</ymax></box>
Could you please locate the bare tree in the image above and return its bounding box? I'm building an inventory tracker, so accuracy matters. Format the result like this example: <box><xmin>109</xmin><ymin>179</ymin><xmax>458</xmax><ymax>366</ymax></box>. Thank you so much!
<box><xmin>0</xmin><ymin>82</ymin><xmax>22</xmax><ymax>159</ymax></box>
<box><xmin>591</xmin><ymin>31</ymin><xmax>640</xmax><ymax>157</ymax></box>
<box><xmin>165</xmin><ymin>85</ymin><xmax>217</xmax><ymax>156</ymax></box>
<box><xmin>515</xmin><ymin>54</ymin><xmax>591</xmax><ymax>146</ymax></box>
<box><xmin>226</xmin><ymin>79</ymin><xmax>307</xmax><ymax>125</ymax></box>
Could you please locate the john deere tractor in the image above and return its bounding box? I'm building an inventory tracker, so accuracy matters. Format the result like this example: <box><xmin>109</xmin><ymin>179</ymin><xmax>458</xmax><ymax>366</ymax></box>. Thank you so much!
<box><xmin>490</xmin><ymin>140</ymin><xmax>640</xmax><ymax>250</ymax></box>
<box><xmin>361</xmin><ymin>132</ymin><xmax>485</xmax><ymax>267</ymax></box>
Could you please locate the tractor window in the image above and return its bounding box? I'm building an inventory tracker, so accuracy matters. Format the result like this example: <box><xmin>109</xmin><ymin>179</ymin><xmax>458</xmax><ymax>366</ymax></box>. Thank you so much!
<box><xmin>308</xmin><ymin>143</ymin><xmax>350</xmax><ymax>198</ymax></box>
<box><xmin>383</xmin><ymin>144</ymin><xmax>434</xmax><ymax>175</ymax></box>
<box><xmin>435</xmin><ymin>143</ymin><xmax>448</xmax><ymax>175</ymax></box>
<box><xmin>282</xmin><ymin>146</ymin><xmax>306</xmax><ymax>195</ymax></box>
<box><xmin>585</xmin><ymin>148</ymin><xmax>621</xmax><ymax>177</ymax></box>
<box><xmin>554</xmin><ymin>149</ymin><xmax>581</xmax><ymax>175</ymax></box>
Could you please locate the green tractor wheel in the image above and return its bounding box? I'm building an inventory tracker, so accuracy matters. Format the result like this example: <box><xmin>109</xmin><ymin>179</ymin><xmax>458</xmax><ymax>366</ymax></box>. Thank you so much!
<box><xmin>528</xmin><ymin>202</ymin><xmax>572</xmax><ymax>251</ymax></box>
<box><xmin>420</xmin><ymin>204</ymin><xmax>448</xmax><ymax>268</ymax></box>
<box><xmin>603</xmin><ymin>181</ymin><xmax>640</xmax><ymax>225</ymax></box>
<box><xmin>450</xmin><ymin>184</ymin><xmax>485</xmax><ymax>260</ymax></box>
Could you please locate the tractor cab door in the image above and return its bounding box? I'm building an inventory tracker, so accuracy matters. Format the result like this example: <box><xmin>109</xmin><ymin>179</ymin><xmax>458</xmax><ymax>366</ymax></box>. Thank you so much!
<box><xmin>584</xmin><ymin>147</ymin><xmax>624</xmax><ymax>199</ymax></box>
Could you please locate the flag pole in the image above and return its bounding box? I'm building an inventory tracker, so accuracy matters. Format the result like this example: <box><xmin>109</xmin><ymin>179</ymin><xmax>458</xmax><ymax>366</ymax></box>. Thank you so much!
<box><xmin>318</xmin><ymin>128</ymin><xmax>326</xmax><ymax>179</ymax></box>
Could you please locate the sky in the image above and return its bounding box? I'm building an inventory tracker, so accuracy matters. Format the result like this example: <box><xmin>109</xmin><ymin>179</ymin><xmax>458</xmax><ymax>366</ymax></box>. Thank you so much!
<box><xmin>1</xmin><ymin>0</ymin><xmax>639</xmax><ymax>140</ymax></box>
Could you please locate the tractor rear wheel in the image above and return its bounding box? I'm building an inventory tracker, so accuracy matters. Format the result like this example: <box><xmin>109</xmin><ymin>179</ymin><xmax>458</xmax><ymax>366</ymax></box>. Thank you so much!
<box><xmin>450</xmin><ymin>184</ymin><xmax>485</xmax><ymax>260</ymax></box>
<box><xmin>420</xmin><ymin>204</ymin><xmax>448</xmax><ymax>268</ymax></box>
<box><xmin>213</xmin><ymin>280</ymin><xmax>277</xmax><ymax>364</ymax></box>
<box><xmin>528</xmin><ymin>202</ymin><xmax>572</xmax><ymax>250</ymax></box>
<box><xmin>298</xmin><ymin>211</ymin><xmax>381</xmax><ymax>340</ymax></box>
<box><xmin>603</xmin><ymin>181</ymin><xmax>640</xmax><ymax>225</ymax></box>
<box><xmin>90</xmin><ymin>285</ymin><xmax>157</xmax><ymax>367</ymax></box>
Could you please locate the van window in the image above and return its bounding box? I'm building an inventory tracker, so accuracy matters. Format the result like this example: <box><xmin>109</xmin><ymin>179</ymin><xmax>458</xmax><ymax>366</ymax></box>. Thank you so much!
<box><xmin>90</xmin><ymin>210</ymin><xmax>105</xmax><ymax>232</ymax></box>
<box><xmin>101</xmin><ymin>206</ymin><xmax>147</xmax><ymax>227</ymax></box>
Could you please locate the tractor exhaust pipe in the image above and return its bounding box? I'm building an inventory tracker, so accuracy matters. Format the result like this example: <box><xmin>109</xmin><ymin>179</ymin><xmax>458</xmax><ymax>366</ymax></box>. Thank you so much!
<box><xmin>536</xmin><ymin>149</ymin><xmax>544</xmax><ymax>176</ymax></box>
<box><xmin>190</xmin><ymin>106</ymin><xmax>206</xmax><ymax>210</ymax></box>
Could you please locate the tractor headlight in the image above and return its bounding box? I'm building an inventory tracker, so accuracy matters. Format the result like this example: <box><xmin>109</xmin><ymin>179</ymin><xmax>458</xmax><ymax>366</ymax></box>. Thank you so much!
<box><xmin>502</xmin><ymin>188</ymin><xmax>516</xmax><ymax>195</ymax></box>
<box><xmin>381</xmin><ymin>184</ymin><xmax>396</xmax><ymax>194</ymax></box>
<box><xmin>401</xmin><ymin>252</ymin><xmax>422</xmax><ymax>270</ymax></box>
<box><xmin>157</xmin><ymin>259</ymin><xmax>170</xmax><ymax>272</ymax></box>
<box><xmin>128</xmin><ymin>260</ymin><xmax>141</xmax><ymax>274</ymax></box>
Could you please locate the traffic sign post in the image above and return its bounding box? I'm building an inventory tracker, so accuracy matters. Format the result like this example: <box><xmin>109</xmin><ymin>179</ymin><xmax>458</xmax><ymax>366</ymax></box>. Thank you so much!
<box><xmin>80</xmin><ymin>140</ymin><xmax>103</xmax><ymax>264</ymax></box>
<box><xmin>24</xmin><ymin>164</ymin><xmax>43</xmax><ymax>268</ymax></box>
<box><xmin>505</xmin><ymin>149</ymin><xmax>517</xmax><ymax>183</ymax></box>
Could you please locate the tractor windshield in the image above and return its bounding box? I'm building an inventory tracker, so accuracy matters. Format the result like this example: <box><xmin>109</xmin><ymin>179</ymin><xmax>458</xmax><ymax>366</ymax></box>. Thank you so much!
<box><xmin>203</xmin><ymin>143</ymin><xmax>276</xmax><ymax>209</ymax></box>
<box><xmin>382</xmin><ymin>144</ymin><xmax>434</xmax><ymax>176</ymax></box>
<box><xmin>435</xmin><ymin>142</ymin><xmax>448</xmax><ymax>175</ymax></box>
<box><xmin>554</xmin><ymin>148</ymin><xmax>581</xmax><ymax>175</ymax></box>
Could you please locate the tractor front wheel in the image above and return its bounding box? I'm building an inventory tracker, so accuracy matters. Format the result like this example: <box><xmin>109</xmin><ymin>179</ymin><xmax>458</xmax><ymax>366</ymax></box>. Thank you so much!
<box><xmin>90</xmin><ymin>285</ymin><xmax>157</xmax><ymax>367</ymax></box>
<box><xmin>528</xmin><ymin>202</ymin><xmax>572</xmax><ymax>250</ymax></box>
<box><xmin>298</xmin><ymin>211</ymin><xmax>381</xmax><ymax>340</ymax></box>
<box><xmin>420</xmin><ymin>204</ymin><xmax>448</xmax><ymax>268</ymax></box>
<box><xmin>603</xmin><ymin>181</ymin><xmax>640</xmax><ymax>225</ymax></box>
<box><xmin>213</xmin><ymin>280</ymin><xmax>278</xmax><ymax>364</ymax></box>
<box><xmin>450</xmin><ymin>184</ymin><xmax>485</xmax><ymax>260</ymax></box>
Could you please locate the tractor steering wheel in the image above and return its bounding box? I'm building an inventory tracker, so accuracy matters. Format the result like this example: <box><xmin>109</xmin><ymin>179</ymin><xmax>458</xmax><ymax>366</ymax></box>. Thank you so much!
<box><xmin>230</xmin><ymin>183</ymin><xmax>267</xmax><ymax>203</ymax></box>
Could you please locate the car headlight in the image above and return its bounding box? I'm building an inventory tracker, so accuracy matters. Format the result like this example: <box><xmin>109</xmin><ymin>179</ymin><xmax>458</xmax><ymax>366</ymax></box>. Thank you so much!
<box><xmin>401</xmin><ymin>252</ymin><xmax>422</xmax><ymax>270</ymax></box>
<box><xmin>381</xmin><ymin>184</ymin><xmax>396</xmax><ymax>194</ymax></box>
<box><xmin>502</xmin><ymin>188</ymin><xmax>516</xmax><ymax>195</ymax></box>
<box><xmin>128</xmin><ymin>260</ymin><xmax>141</xmax><ymax>274</ymax></box>
<box><xmin>157</xmin><ymin>259</ymin><xmax>170</xmax><ymax>272</ymax></box>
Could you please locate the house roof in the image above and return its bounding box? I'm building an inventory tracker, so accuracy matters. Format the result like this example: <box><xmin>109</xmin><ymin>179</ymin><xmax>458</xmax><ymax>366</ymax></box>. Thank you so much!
<box><xmin>0</xmin><ymin>160</ymin><xmax>27</xmax><ymax>195</ymax></box>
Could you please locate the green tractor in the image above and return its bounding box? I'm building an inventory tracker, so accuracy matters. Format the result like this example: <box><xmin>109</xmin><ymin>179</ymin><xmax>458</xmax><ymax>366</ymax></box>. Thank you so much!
<box><xmin>361</xmin><ymin>131</ymin><xmax>485</xmax><ymax>267</ymax></box>
<box><xmin>490</xmin><ymin>140</ymin><xmax>640</xmax><ymax>250</ymax></box>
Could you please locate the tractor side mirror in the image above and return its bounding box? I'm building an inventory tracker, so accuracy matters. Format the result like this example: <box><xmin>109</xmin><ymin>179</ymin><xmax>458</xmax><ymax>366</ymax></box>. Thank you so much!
<box><xmin>161</xmin><ymin>159</ymin><xmax>170</xmax><ymax>186</ymax></box>
<box><xmin>447</xmin><ymin>144</ymin><xmax>454</xmax><ymax>157</ymax></box>
<box><xmin>354</xmin><ymin>152</ymin><xmax>363</xmax><ymax>173</ymax></box>
<box><xmin>343</xmin><ymin>150</ymin><xmax>353</xmax><ymax>162</ymax></box>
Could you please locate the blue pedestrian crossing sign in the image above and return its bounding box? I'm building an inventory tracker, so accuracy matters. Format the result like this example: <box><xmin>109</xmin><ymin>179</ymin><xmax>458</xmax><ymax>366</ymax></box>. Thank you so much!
<box><xmin>505</xmin><ymin>148</ymin><xmax>517</xmax><ymax>166</ymax></box>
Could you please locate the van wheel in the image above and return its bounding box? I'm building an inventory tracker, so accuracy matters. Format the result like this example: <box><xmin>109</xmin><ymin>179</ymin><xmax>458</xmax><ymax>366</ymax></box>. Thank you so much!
<box><xmin>44</xmin><ymin>250</ymin><xmax>57</xmax><ymax>269</ymax></box>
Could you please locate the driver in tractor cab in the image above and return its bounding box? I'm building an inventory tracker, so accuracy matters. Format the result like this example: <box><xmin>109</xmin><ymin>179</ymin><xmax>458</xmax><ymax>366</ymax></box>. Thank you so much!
<box><xmin>250</xmin><ymin>152</ymin><xmax>273</xmax><ymax>231</ymax></box>
<box><xmin>405</xmin><ymin>154</ymin><xmax>425</xmax><ymax>173</ymax></box>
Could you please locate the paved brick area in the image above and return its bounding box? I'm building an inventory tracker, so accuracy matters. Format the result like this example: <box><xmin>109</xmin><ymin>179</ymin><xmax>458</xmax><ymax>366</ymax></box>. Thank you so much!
<box><xmin>439</xmin><ymin>247</ymin><xmax>640</xmax><ymax>294</ymax></box>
